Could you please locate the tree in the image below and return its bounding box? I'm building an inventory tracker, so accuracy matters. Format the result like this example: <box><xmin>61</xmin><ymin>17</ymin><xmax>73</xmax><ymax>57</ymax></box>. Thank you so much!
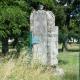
<box><xmin>59</xmin><ymin>0</ymin><xmax>80</xmax><ymax>51</ymax></box>
<box><xmin>0</xmin><ymin>0</ymin><xmax>30</xmax><ymax>55</ymax></box>
<box><xmin>0</xmin><ymin>0</ymin><xmax>79</xmax><ymax>55</ymax></box>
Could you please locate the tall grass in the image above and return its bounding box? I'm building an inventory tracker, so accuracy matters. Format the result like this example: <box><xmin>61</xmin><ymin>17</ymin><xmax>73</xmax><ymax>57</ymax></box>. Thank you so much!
<box><xmin>0</xmin><ymin>49</ymin><xmax>79</xmax><ymax>80</ymax></box>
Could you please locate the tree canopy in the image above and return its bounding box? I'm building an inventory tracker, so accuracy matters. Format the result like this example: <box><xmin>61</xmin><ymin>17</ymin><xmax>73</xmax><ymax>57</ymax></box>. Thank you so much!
<box><xmin>0</xmin><ymin>0</ymin><xmax>80</xmax><ymax>54</ymax></box>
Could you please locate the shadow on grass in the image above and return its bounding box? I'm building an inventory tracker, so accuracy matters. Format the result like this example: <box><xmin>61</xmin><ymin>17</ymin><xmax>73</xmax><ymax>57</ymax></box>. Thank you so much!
<box><xmin>63</xmin><ymin>72</ymin><xmax>79</xmax><ymax>80</ymax></box>
<box><xmin>59</xmin><ymin>49</ymin><xmax>80</xmax><ymax>52</ymax></box>
<box><xmin>0</xmin><ymin>51</ymin><xmax>19</xmax><ymax>59</ymax></box>
<box><xmin>67</xmin><ymin>49</ymin><xmax>80</xmax><ymax>52</ymax></box>
<box><xmin>58</xmin><ymin>59</ymin><xmax>68</xmax><ymax>65</ymax></box>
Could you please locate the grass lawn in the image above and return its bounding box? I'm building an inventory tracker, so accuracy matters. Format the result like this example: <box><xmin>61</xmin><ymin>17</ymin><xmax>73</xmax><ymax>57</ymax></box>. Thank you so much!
<box><xmin>0</xmin><ymin>49</ymin><xmax>79</xmax><ymax>80</ymax></box>
<box><xmin>58</xmin><ymin>51</ymin><xmax>79</xmax><ymax>80</ymax></box>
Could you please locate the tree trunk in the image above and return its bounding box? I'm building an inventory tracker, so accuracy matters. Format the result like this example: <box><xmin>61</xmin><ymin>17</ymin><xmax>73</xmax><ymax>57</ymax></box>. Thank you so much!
<box><xmin>2</xmin><ymin>38</ymin><xmax>8</xmax><ymax>56</ymax></box>
<box><xmin>62</xmin><ymin>42</ymin><xmax>67</xmax><ymax>52</ymax></box>
<box><xmin>12</xmin><ymin>37</ymin><xmax>18</xmax><ymax>48</ymax></box>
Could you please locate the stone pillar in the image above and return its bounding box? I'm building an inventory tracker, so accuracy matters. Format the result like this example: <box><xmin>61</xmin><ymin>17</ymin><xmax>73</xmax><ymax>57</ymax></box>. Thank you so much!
<box><xmin>30</xmin><ymin>10</ymin><xmax>58</xmax><ymax>66</ymax></box>
<box><xmin>46</xmin><ymin>11</ymin><xmax>58</xmax><ymax>66</ymax></box>
<box><xmin>30</xmin><ymin>10</ymin><xmax>48</xmax><ymax>65</ymax></box>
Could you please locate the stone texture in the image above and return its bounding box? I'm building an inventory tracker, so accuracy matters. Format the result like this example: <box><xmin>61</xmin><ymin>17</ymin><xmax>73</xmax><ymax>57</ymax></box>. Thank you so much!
<box><xmin>30</xmin><ymin>10</ymin><xmax>58</xmax><ymax>66</ymax></box>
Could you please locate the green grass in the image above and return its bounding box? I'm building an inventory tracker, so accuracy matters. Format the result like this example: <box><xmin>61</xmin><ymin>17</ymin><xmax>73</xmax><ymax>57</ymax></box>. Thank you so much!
<box><xmin>58</xmin><ymin>51</ymin><xmax>79</xmax><ymax>80</ymax></box>
<box><xmin>0</xmin><ymin>49</ymin><xmax>79</xmax><ymax>80</ymax></box>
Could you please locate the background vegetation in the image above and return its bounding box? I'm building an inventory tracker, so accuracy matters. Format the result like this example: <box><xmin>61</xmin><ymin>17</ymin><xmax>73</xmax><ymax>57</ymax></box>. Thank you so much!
<box><xmin>0</xmin><ymin>49</ymin><xmax>79</xmax><ymax>80</ymax></box>
<box><xmin>0</xmin><ymin>0</ymin><xmax>80</xmax><ymax>54</ymax></box>
<box><xmin>0</xmin><ymin>0</ymin><xmax>79</xmax><ymax>80</ymax></box>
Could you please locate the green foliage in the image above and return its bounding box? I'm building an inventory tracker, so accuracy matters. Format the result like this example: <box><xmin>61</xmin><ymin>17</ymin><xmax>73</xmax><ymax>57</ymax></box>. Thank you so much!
<box><xmin>69</xmin><ymin>19</ymin><xmax>80</xmax><ymax>40</ymax></box>
<box><xmin>0</xmin><ymin>5</ymin><xmax>27</xmax><ymax>38</ymax></box>
<box><xmin>0</xmin><ymin>0</ymin><xmax>79</xmax><ymax>53</ymax></box>
<box><xmin>54</xmin><ymin>5</ymin><xmax>66</xmax><ymax>28</ymax></box>
<box><xmin>59</xmin><ymin>26</ymin><xmax>68</xmax><ymax>43</ymax></box>
<box><xmin>31</xmin><ymin>0</ymin><xmax>56</xmax><ymax>9</ymax></box>
<box><xmin>0</xmin><ymin>0</ymin><xmax>31</xmax><ymax>53</ymax></box>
